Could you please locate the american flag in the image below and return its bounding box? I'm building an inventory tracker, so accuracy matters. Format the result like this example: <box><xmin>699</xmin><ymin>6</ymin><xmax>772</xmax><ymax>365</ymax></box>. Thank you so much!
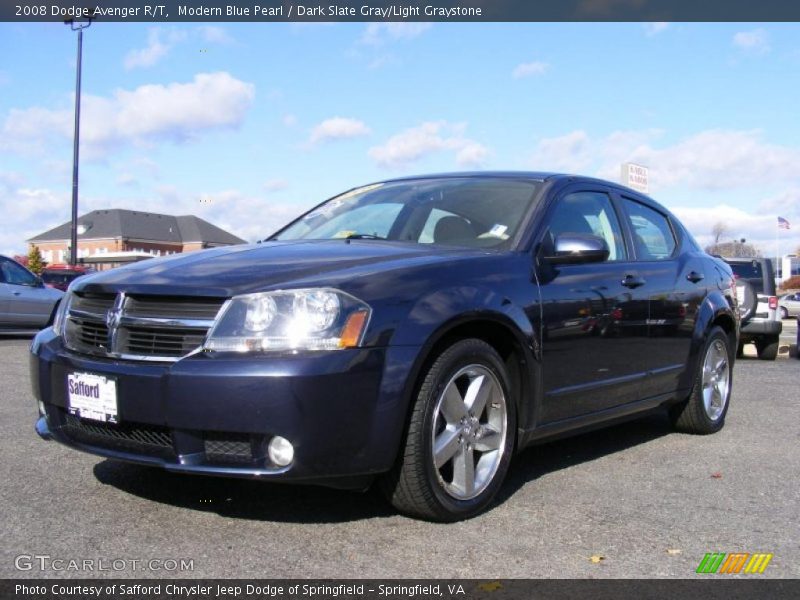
<box><xmin>778</xmin><ymin>216</ymin><xmax>791</xmax><ymax>230</ymax></box>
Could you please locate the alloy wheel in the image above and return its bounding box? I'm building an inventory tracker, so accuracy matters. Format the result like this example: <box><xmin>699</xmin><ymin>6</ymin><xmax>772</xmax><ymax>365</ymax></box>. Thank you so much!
<box><xmin>701</xmin><ymin>339</ymin><xmax>730</xmax><ymax>421</ymax></box>
<box><xmin>431</xmin><ymin>365</ymin><xmax>507</xmax><ymax>500</ymax></box>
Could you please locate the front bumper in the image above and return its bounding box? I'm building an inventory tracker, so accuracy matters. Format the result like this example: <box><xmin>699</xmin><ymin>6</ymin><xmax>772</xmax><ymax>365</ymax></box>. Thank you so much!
<box><xmin>31</xmin><ymin>329</ymin><xmax>419</xmax><ymax>488</ymax></box>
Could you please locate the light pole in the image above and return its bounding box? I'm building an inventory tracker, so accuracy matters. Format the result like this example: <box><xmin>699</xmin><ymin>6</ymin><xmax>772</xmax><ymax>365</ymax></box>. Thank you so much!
<box><xmin>66</xmin><ymin>16</ymin><xmax>92</xmax><ymax>266</ymax></box>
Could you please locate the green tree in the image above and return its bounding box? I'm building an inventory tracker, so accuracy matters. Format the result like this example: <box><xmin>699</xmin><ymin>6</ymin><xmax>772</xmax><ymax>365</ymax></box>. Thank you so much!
<box><xmin>27</xmin><ymin>245</ymin><xmax>46</xmax><ymax>275</ymax></box>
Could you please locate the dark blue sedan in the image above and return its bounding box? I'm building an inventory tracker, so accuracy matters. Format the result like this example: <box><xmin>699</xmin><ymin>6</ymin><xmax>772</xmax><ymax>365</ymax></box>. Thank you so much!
<box><xmin>31</xmin><ymin>173</ymin><xmax>739</xmax><ymax>521</ymax></box>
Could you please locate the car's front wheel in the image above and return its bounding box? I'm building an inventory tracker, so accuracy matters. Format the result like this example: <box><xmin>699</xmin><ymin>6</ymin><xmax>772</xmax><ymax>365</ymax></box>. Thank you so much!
<box><xmin>382</xmin><ymin>339</ymin><xmax>516</xmax><ymax>521</ymax></box>
<box><xmin>670</xmin><ymin>326</ymin><xmax>732</xmax><ymax>434</ymax></box>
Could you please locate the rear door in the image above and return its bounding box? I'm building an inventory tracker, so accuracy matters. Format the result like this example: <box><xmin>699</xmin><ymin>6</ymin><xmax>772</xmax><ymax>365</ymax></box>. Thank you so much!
<box><xmin>536</xmin><ymin>185</ymin><xmax>650</xmax><ymax>422</ymax></box>
<box><xmin>616</xmin><ymin>196</ymin><xmax>706</xmax><ymax>399</ymax></box>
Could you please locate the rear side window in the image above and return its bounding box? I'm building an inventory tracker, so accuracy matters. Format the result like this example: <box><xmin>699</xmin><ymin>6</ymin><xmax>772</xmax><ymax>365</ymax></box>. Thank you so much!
<box><xmin>623</xmin><ymin>199</ymin><xmax>676</xmax><ymax>260</ymax></box>
<box><xmin>729</xmin><ymin>261</ymin><xmax>762</xmax><ymax>280</ymax></box>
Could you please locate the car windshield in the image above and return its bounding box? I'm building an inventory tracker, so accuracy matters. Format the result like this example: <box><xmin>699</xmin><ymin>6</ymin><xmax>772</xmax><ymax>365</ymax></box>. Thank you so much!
<box><xmin>272</xmin><ymin>178</ymin><xmax>542</xmax><ymax>249</ymax></box>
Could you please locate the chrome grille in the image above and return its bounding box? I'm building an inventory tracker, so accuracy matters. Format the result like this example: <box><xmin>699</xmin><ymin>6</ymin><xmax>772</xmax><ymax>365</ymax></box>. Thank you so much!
<box><xmin>122</xmin><ymin>326</ymin><xmax>208</xmax><ymax>357</ymax></box>
<box><xmin>64</xmin><ymin>292</ymin><xmax>226</xmax><ymax>361</ymax></box>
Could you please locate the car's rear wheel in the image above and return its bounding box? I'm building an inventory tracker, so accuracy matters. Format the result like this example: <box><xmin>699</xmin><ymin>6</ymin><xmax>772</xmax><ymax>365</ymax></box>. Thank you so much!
<box><xmin>756</xmin><ymin>336</ymin><xmax>779</xmax><ymax>361</ymax></box>
<box><xmin>779</xmin><ymin>307</ymin><xmax>789</xmax><ymax>320</ymax></box>
<box><xmin>381</xmin><ymin>338</ymin><xmax>516</xmax><ymax>521</ymax></box>
<box><xmin>670</xmin><ymin>326</ymin><xmax>732</xmax><ymax>434</ymax></box>
<box><xmin>735</xmin><ymin>280</ymin><xmax>757</xmax><ymax>321</ymax></box>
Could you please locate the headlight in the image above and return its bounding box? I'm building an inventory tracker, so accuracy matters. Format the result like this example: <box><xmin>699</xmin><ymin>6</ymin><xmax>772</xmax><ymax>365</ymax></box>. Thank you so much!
<box><xmin>52</xmin><ymin>292</ymin><xmax>72</xmax><ymax>337</ymax></box>
<box><xmin>204</xmin><ymin>288</ymin><xmax>371</xmax><ymax>353</ymax></box>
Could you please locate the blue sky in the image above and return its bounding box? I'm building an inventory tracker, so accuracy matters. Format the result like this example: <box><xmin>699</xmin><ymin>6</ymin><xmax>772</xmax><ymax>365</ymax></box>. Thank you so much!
<box><xmin>1</xmin><ymin>21</ymin><xmax>799</xmax><ymax>257</ymax></box>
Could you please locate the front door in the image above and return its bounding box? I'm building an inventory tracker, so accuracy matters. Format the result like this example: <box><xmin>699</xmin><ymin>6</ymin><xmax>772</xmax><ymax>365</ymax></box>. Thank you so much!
<box><xmin>536</xmin><ymin>188</ymin><xmax>650</xmax><ymax>423</ymax></box>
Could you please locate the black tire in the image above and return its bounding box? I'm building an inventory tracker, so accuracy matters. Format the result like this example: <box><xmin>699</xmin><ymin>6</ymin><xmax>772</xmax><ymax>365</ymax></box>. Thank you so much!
<box><xmin>670</xmin><ymin>327</ymin><xmax>732</xmax><ymax>435</ymax></box>
<box><xmin>736</xmin><ymin>342</ymin><xmax>745</xmax><ymax>359</ymax></box>
<box><xmin>779</xmin><ymin>307</ymin><xmax>789</xmax><ymax>320</ymax></box>
<box><xmin>381</xmin><ymin>339</ymin><xmax>516</xmax><ymax>521</ymax></box>
<box><xmin>756</xmin><ymin>336</ymin><xmax>779</xmax><ymax>361</ymax></box>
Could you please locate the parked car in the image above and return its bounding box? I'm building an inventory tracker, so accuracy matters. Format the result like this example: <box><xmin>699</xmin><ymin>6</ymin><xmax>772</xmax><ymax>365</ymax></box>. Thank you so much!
<box><xmin>778</xmin><ymin>292</ymin><xmax>800</xmax><ymax>319</ymax></box>
<box><xmin>723</xmin><ymin>257</ymin><xmax>782</xmax><ymax>360</ymax></box>
<box><xmin>31</xmin><ymin>173</ymin><xmax>739</xmax><ymax>521</ymax></box>
<box><xmin>40</xmin><ymin>264</ymin><xmax>92</xmax><ymax>292</ymax></box>
<box><xmin>0</xmin><ymin>254</ymin><xmax>63</xmax><ymax>333</ymax></box>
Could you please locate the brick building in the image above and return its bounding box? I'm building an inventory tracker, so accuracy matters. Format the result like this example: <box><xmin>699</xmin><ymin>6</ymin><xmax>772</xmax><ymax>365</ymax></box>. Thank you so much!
<box><xmin>28</xmin><ymin>209</ymin><xmax>246</xmax><ymax>268</ymax></box>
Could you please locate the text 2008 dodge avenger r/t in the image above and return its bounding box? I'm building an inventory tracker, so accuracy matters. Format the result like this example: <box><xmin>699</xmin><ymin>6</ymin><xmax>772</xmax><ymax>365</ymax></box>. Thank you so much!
<box><xmin>31</xmin><ymin>173</ymin><xmax>739</xmax><ymax>521</ymax></box>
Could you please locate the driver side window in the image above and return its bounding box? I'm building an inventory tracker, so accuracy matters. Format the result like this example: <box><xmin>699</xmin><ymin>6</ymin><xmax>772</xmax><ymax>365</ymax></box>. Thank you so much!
<box><xmin>546</xmin><ymin>192</ymin><xmax>627</xmax><ymax>261</ymax></box>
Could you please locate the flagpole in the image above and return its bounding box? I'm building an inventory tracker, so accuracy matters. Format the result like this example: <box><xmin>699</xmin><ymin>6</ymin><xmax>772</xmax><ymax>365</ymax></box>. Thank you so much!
<box><xmin>776</xmin><ymin>218</ymin><xmax>780</xmax><ymax>282</ymax></box>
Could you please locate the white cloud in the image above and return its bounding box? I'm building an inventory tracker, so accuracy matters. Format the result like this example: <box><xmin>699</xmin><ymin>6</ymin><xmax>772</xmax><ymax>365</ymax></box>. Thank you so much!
<box><xmin>197</xmin><ymin>26</ymin><xmax>234</xmax><ymax>45</ymax></box>
<box><xmin>526</xmin><ymin>128</ymin><xmax>800</xmax><ymax>253</ymax></box>
<box><xmin>0</xmin><ymin>72</ymin><xmax>255</xmax><ymax>158</ymax></box>
<box><xmin>644</xmin><ymin>22</ymin><xmax>670</xmax><ymax>36</ymax></box>
<box><xmin>360</xmin><ymin>23</ymin><xmax>432</xmax><ymax>46</ymax></box>
<box><xmin>529</xmin><ymin>130</ymin><xmax>593</xmax><ymax>173</ymax></box>
<box><xmin>263</xmin><ymin>179</ymin><xmax>289</xmax><ymax>193</ymax></box>
<box><xmin>733</xmin><ymin>28</ymin><xmax>770</xmax><ymax>54</ymax></box>
<box><xmin>369</xmin><ymin>121</ymin><xmax>488</xmax><ymax>168</ymax></box>
<box><xmin>309</xmin><ymin>117</ymin><xmax>370</xmax><ymax>145</ymax></box>
<box><xmin>759</xmin><ymin>188</ymin><xmax>800</xmax><ymax>214</ymax></box>
<box><xmin>672</xmin><ymin>204</ymin><xmax>798</xmax><ymax>256</ymax></box>
<box><xmin>529</xmin><ymin>128</ymin><xmax>800</xmax><ymax>191</ymax></box>
<box><xmin>124</xmin><ymin>28</ymin><xmax>187</xmax><ymax>70</ymax></box>
<box><xmin>0</xmin><ymin>185</ymin><xmax>70</xmax><ymax>255</ymax></box>
<box><xmin>455</xmin><ymin>142</ymin><xmax>489</xmax><ymax>167</ymax></box>
<box><xmin>512</xmin><ymin>61</ymin><xmax>549</xmax><ymax>79</ymax></box>
<box><xmin>282</xmin><ymin>114</ymin><xmax>297</xmax><ymax>127</ymax></box>
<box><xmin>152</xmin><ymin>188</ymin><xmax>312</xmax><ymax>243</ymax></box>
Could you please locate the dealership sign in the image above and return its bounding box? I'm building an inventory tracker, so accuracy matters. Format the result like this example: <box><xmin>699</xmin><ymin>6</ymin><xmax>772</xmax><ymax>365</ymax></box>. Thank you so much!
<box><xmin>621</xmin><ymin>163</ymin><xmax>649</xmax><ymax>193</ymax></box>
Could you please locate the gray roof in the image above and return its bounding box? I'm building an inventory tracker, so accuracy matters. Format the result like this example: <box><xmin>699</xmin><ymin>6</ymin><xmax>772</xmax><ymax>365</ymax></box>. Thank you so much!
<box><xmin>28</xmin><ymin>209</ymin><xmax>246</xmax><ymax>245</ymax></box>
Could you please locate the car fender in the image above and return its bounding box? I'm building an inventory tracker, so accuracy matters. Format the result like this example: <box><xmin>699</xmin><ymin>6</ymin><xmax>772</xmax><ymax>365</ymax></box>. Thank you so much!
<box><xmin>388</xmin><ymin>284</ymin><xmax>541</xmax><ymax>439</ymax></box>
<box><xmin>678</xmin><ymin>289</ymin><xmax>738</xmax><ymax>391</ymax></box>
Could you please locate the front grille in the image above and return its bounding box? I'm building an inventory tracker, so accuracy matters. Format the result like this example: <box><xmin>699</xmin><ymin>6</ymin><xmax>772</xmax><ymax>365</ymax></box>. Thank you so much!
<box><xmin>71</xmin><ymin>293</ymin><xmax>116</xmax><ymax>315</ymax></box>
<box><xmin>120</xmin><ymin>326</ymin><xmax>208</xmax><ymax>357</ymax></box>
<box><xmin>75</xmin><ymin>320</ymin><xmax>109</xmax><ymax>349</ymax></box>
<box><xmin>204</xmin><ymin>432</ymin><xmax>254</xmax><ymax>465</ymax></box>
<box><xmin>60</xmin><ymin>411</ymin><xmax>176</xmax><ymax>460</ymax></box>
<box><xmin>64</xmin><ymin>292</ymin><xmax>226</xmax><ymax>361</ymax></box>
<box><xmin>125</xmin><ymin>296</ymin><xmax>224</xmax><ymax>320</ymax></box>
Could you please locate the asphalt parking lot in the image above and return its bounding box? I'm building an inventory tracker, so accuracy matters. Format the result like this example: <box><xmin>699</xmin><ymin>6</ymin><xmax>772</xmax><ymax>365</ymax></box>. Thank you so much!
<box><xmin>1</xmin><ymin>328</ymin><xmax>798</xmax><ymax>580</ymax></box>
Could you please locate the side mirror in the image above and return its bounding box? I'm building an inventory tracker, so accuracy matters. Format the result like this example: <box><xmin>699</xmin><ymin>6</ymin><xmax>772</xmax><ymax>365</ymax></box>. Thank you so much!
<box><xmin>543</xmin><ymin>233</ymin><xmax>610</xmax><ymax>265</ymax></box>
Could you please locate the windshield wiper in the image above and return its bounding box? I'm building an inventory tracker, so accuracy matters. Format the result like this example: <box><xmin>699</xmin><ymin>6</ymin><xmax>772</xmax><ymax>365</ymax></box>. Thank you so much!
<box><xmin>344</xmin><ymin>233</ymin><xmax>386</xmax><ymax>240</ymax></box>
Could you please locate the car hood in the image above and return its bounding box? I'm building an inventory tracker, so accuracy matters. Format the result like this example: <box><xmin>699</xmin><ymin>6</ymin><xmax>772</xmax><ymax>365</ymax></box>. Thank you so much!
<box><xmin>74</xmin><ymin>240</ymin><xmax>478</xmax><ymax>297</ymax></box>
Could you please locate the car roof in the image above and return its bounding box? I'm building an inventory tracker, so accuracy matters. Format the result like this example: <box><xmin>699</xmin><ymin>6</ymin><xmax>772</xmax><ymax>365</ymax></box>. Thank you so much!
<box><xmin>374</xmin><ymin>171</ymin><xmax>658</xmax><ymax>198</ymax></box>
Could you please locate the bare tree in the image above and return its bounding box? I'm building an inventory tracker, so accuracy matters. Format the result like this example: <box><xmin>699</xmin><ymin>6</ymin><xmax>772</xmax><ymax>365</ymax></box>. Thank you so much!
<box><xmin>704</xmin><ymin>222</ymin><xmax>732</xmax><ymax>255</ymax></box>
<box><xmin>711</xmin><ymin>222</ymin><xmax>728</xmax><ymax>246</ymax></box>
<box><xmin>706</xmin><ymin>239</ymin><xmax>762</xmax><ymax>258</ymax></box>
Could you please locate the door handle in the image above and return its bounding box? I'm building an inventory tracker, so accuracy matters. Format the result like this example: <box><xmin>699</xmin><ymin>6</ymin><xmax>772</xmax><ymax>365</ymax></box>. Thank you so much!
<box><xmin>686</xmin><ymin>271</ymin><xmax>705</xmax><ymax>284</ymax></box>
<box><xmin>621</xmin><ymin>274</ymin><xmax>646</xmax><ymax>289</ymax></box>
<box><xmin>12</xmin><ymin>291</ymin><xmax>21</xmax><ymax>296</ymax></box>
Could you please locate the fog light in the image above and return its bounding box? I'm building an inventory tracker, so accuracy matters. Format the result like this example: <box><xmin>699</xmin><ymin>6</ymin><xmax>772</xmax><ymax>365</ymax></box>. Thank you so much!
<box><xmin>268</xmin><ymin>436</ymin><xmax>294</xmax><ymax>467</ymax></box>
<box><xmin>38</xmin><ymin>401</ymin><xmax>46</xmax><ymax>417</ymax></box>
